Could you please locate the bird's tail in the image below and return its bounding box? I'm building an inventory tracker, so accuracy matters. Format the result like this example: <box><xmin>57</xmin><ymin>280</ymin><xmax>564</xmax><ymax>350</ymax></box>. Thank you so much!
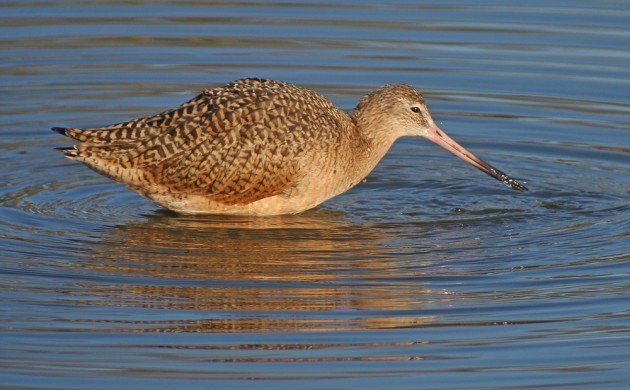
<box><xmin>52</xmin><ymin>127</ymin><xmax>81</xmax><ymax>159</ymax></box>
<box><xmin>53</xmin><ymin>145</ymin><xmax>79</xmax><ymax>159</ymax></box>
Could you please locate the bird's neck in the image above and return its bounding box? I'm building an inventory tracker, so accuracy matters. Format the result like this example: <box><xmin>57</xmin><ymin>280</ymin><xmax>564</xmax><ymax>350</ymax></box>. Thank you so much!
<box><xmin>349</xmin><ymin>117</ymin><xmax>399</xmax><ymax>178</ymax></box>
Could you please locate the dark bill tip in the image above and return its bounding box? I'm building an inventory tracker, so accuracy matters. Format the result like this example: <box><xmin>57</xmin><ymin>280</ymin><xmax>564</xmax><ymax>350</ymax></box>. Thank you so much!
<box><xmin>483</xmin><ymin>165</ymin><xmax>528</xmax><ymax>192</ymax></box>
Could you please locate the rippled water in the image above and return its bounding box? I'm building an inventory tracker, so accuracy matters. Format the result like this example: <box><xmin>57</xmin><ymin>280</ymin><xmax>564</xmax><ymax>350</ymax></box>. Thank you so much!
<box><xmin>1</xmin><ymin>1</ymin><xmax>629</xmax><ymax>388</ymax></box>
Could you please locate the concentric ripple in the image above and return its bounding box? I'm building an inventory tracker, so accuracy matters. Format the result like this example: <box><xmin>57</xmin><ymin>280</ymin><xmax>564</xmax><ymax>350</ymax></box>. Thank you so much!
<box><xmin>1</xmin><ymin>1</ymin><xmax>629</xmax><ymax>389</ymax></box>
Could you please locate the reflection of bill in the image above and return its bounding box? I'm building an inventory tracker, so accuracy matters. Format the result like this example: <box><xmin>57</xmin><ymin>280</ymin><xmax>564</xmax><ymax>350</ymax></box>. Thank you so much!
<box><xmin>79</xmin><ymin>210</ymin><xmax>437</xmax><ymax>333</ymax></box>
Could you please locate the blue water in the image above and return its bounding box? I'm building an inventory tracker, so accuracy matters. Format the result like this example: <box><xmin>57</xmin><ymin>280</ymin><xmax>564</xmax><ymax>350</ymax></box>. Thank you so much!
<box><xmin>1</xmin><ymin>1</ymin><xmax>629</xmax><ymax>389</ymax></box>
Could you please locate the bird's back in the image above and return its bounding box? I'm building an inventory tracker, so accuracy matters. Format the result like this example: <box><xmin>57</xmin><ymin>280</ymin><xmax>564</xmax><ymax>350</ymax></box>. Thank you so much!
<box><xmin>55</xmin><ymin>78</ymin><xmax>356</xmax><ymax>214</ymax></box>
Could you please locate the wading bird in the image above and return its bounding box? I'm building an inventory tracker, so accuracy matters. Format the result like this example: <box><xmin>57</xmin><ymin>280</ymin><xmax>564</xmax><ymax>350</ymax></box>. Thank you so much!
<box><xmin>54</xmin><ymin>78</ymin><xmax>527</xmax><ymax>216</ymax></box>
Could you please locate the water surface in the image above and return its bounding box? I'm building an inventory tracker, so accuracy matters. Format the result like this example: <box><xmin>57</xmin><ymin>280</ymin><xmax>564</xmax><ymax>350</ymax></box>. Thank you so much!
<box><xmin>1</xmin><ymin>1</ymin><xmax>629</xmax><ymax>389</ymax></box>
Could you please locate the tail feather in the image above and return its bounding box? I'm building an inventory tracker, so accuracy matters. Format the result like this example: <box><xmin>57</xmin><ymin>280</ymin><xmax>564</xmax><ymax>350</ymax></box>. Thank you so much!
<box><xmin>52</xmin><ymin>125</ymin><xmax>158</xmax><ymax>144</ymax></box>
<box><xmin>54</xmin><ymin>146</ymin><xmax>79</xmax><ymax>159</ymax></box>
<box><xmin>52</xmin><ymin>126</ymin><xmax>95</xmax><ymax>142</ymax></box>
<box><xmin>51</xmin><ymin>127</ymin><xmax>69</xmax><ymax>136</ymax></box>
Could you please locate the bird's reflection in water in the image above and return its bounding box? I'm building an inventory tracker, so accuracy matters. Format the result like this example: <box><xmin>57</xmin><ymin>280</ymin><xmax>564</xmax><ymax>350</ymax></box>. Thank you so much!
<box><xmin>80</xmin><ymin>209</ymin><xmax>436</xmax><ymax>333</ymax></box>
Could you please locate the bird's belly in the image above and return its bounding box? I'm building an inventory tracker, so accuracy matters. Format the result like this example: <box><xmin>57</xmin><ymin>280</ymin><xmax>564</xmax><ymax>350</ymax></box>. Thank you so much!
<box><xmin>144</xmin><ymin>185</ymin><xmax>337</xmax><ymax>216</ymax></box>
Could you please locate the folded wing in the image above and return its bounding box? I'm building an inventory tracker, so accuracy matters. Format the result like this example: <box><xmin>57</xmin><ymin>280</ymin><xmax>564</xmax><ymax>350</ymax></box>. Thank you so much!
<box><xmin>55</xmin><ymin>78</ymin><xmax>344</xmax><ymax>205</ymax></box>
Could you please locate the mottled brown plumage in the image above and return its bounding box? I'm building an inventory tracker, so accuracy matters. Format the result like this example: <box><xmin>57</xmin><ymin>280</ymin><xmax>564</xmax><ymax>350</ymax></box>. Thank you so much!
<box><xmin>54</xmin><ymin>78</ymin><xmax>526</xmax><ymax>215</ymax></box>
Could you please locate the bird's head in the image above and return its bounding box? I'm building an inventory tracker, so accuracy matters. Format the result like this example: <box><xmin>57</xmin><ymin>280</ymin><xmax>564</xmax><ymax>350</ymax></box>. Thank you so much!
<box><xmin>354</xmin><ymin>84</ymin><xmax>527</xmax><ymax>191</ymax></box>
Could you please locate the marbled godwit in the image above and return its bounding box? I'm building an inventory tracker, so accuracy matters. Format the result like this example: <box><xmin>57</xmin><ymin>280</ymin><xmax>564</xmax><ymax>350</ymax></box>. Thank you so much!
<box><xmin>53</xmin><ymin>78</ymin><xmax>527</xmax><ymax>216</ymax></box>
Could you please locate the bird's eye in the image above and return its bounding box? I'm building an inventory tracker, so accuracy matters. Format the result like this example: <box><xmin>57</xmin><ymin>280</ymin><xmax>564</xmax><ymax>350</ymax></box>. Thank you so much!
<box><xmin>411</xmin><ymin>106</ymin><xmax>421</xmax><ymax>113</ymax></box>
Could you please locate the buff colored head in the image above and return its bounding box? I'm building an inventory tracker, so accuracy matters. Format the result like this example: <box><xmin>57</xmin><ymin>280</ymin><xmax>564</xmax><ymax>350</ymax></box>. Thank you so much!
<box><xmin>354</xmin><ymin>84</ymin><xmax>527</xmax><ymax>191</ymax></box>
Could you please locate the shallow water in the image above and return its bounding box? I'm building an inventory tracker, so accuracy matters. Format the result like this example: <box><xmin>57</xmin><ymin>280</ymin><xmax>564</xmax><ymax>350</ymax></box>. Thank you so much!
<box><xmin>1</xmin><ymin>1</ymin><xmax>629</xmax><ymax>388</ymax></box>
